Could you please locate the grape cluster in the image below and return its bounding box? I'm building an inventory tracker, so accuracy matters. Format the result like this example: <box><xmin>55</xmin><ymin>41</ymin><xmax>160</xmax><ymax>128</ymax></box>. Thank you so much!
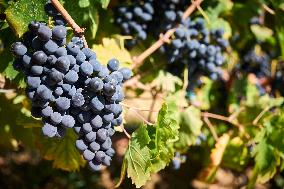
<box><xmin>115</xmin><ymin>0</ymin><xmax>191</xmax><ymax>46</ymax></box>
<box><xmin>164</xmin><ymin>17</ymin><xmax>228</xmax><ymax>89</ymax></box>
<box><xmin>11</xmin><ymin>19</ymin><xmax>131</xmax><ymax>171</ymax></box>
<box><xmin>152</xmin><ymin>0</ymin><xmax>189</xmax><ymax>35</ymax></box>
<box><xmin>114</xmin><ymin>0</ymin><xmax>154</xmax><ymax>47</ymax></box>
<box><xmin>240</xmin><ymin>47</ymin><xmax>270</xmax><ymax>78</ymax></box>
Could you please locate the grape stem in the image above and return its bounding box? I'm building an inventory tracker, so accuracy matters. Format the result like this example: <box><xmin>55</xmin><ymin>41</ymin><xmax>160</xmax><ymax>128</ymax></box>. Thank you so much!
<box><xmin>201</xmin><ymin>111</ymin><xmax>250</xmax><ymax>139</ymax></box>
<box><xmin>120</xmin><ymin>125</ymin><xmax>131</xmax><ymax>139</ymax></box>
<box><xmin>0</xmin><ymin>89</ymin><xmax>15</xmax><ymax>93</ymax></box>
<box><xmin>124</xmin><ymin>105</ymin><xmax>155</xmax><ymax>125</ymax></box>
<box><xmin>131</xmin><ymin>0</ymin><xmax>203</xmax><ymax>69</ymax></box>
<box><xmin>50</xmin><ymin>0</ymin><xmax>88</xmax><ymax>48</ymax></box>
<box><xmin>203</xmin><ymin>116</ymin><xmax>219</xmax><ymax>141</ymax></box>
<box><xmin>252</xmin><ymin>106</ymin><xmax>269</xmax><ymax>125</ymax></box>
<box><xmin>121</xmin><ymin>102</ymin><xmax>159</xmax><ymax>112</ymax></box>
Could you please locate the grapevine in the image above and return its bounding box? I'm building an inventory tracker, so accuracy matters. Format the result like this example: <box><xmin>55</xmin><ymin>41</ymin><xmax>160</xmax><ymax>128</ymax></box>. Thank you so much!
<box><xmin>1</xmin><ymin>0</ymin><xmax>284</xmax><ymax>189</ymax></box>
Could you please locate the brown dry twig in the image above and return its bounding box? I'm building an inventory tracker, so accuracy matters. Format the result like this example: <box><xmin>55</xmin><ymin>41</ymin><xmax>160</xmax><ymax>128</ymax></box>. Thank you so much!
<box><xmin>51</xmin><ymin>0</ymin><xmax>88</xmax><ymax>48</ymax></box>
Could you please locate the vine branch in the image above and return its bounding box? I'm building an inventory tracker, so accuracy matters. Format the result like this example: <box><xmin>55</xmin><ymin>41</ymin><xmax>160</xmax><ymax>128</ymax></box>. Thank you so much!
<box><xmin>203</xmin><ymin>116</ymin><xmax>219</xmax><ymax>141</ymax></box>
<box><xmin>51</xmin><ymin>0</ymin><xmax>88</xmax><ymax>48</ymax></box>
<box><xmin>131</xmin><ymin>0</ymin><xmax>203</xmax><ymax>69</ymax></box>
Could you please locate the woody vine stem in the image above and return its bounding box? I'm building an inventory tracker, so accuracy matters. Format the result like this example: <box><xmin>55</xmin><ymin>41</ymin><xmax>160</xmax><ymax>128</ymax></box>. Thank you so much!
<box><xmin>50</xmin><ymin>0</ymin><xmax>88</xmax><ymax>48</ymax></box>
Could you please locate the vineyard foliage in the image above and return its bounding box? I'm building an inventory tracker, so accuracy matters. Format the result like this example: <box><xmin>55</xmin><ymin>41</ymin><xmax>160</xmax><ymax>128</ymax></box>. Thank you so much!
<box><xmin>1</xmin><ymin>0</ymin><xmax>284</xmax><ymax>188</ymax></box>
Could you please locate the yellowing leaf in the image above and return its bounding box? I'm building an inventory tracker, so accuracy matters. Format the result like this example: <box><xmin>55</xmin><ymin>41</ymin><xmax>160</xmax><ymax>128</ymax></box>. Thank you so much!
<box><xmin>92</xmin><ymin>37</ymin><xmax>133</xmax><ymax>67</ymax></box>
<box><xmin>251</xmin><ymin>25</ymin><xmax>273</xmax><ymax>42</ymax></box>
<box><xmin>151</xmin><ymin>71</ymin><xmax>183</xmax><ymax>93</ymax></box>
<box><xmin>37</xmin><ymin>130</ymin><xmax>85</xmax><ymax>171</ymax></box>
<box><xmin>5</xmin><ymin>0</ymin><xmax>48</xmax><ymax>37</ymax></box>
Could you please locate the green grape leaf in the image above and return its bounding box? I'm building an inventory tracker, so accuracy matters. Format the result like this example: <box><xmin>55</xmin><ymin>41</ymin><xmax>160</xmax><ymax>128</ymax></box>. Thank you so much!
<box><xmin>245</xmin><ymin>82</ymin><xmax>260</xmax><ymax>107</ymax></box>
<box><xmin>151</xmin><ymin>71</ymin><xmax>183</xmax><ymax>93</ymax></box>
<box><xmin>94</xmin><ymin>0</ymin><xmax>110</xmax><ymax>9</ymax></box>
<box><xmin>222</xmin><ymin>137</ymin><xmax>249</xmax><ymax>171</ymax></box>
<box><xmin>196</xmin><ymin>77</ymin><xmax>222</xmax><ymax>110</ymax></box>
<box><xmin>37</xmin><ymin>130</ymin><xmax>85</xmax><ymax>171</ymax></box>
<box><xmin>251</xmin><ymin>25</ymin><xmax>273</xmax><ymax>42</ymax></box>
<box><xmin>78</xmin><ymin>0</ymin><xmax>90</xmax><ymax>8</ymax></box>
<box><xmin>92</xmin><ymin>37</ymin><xmax>133</xmax><ymax>67</ymax></box>
<box><xmin>196</xmin><ymin>77</ymin><xmax>214</xmax><ymax>110</ymax></box>
<box><xmin>3</xmin><ymin>61</ymin><xmax>18</xmax><ymax>80</ymax></box>
<box><xmin>5</xmin><ymin>0</ymin><xmax>48</xmax><ymax>37</ymax></box>
<box><xmin>59</xmin><ymin>0</ymin><xmax>99</xmax><ymax>38</ymax></box>
<box><xmin>0</xmin><ymin>94</ymin><xmax>37</xmax><ymax>149</ymax></box>
<box><xmin>258</xmin><ymin>95</ymin><xmax>284</xmax><ymax>109</ymax></box>
<box><xmin>175</xmin><ymin>106</ymin><xmax>203</xmax><ymax>151</ymax></box>
<box><xmin>149</xmin><ymin>102</ymin><xmax>180</xmax><ymax>172</ymax></box>
<box><xmin>206</xmin><ymin>0</ymin><xmax>233</xmax><ymax>18</ymax></box>
<box><xmin>88</xmin><ymin>5</ymin><xmax>99</xmax><ymax>38</ymax></box>
<box><xmin>123</xmin><ymin>102</ymin><xmax>180</xmax><ymax>188</ymax></box>
<box><xmin>254</xmin><ymin>140</ymin><xmax>278</xmax><ymax>180</ymax></box>
<box><xmin>124</xmin><ymin>125</ymin><xmax>152</xmax><ymax>188</ymax></box>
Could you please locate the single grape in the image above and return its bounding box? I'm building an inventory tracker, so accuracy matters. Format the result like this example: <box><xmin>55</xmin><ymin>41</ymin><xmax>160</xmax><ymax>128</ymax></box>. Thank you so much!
<box><xmin>89</xmin><ymin>141</ymin><xmax>100</xmax><ymax>152</ymax></box>
<box><xmin>83</xmin><ymin>149</ymin><xmax>95</xmax><ymax>161</ymax></box>
<box><xmin>64</xmin><ymin>70</ymin><xmax>79</xmax><ymax>84</ymax></box>
<box><xmin>47</xmin><ymin>55</ymin><xmax>57</xmax><ymax>66</ymax></box>
<box><xmin>94</xmin><ymin>151</ymin><xmax>106</xmax><ymax>163</ymax></box>
<box><xmin>101</xmin><ymin>138</ymin><xmax>112</xmax><ymax>150</ymax></box>
<box><xmin>36</xmin><ymin>85</ymin><xmax>52</xmax><ymax>101</ymax></box>
<box><xmin>52</xmin><ymin>25</ymin><xmax>67</xmax><ymax>40</ymax></box>
<box><xmin>31</xmin><ymin>65</ymin><xmax>43</xmax><ymax>76</ymax></box>
<box><xmin>85</xmin><ymin>131</ymin><xmax>96</xmax><ymax>142</ymax></box>
<box><xmin>49</xmin><ymin>68</ymin><xmax>64</xmax><ymax>83</ymax></box>
<box><xmin>42</xmin><ymin>122</ymin><xmax>57</xmax><ymax>137</ymax></box>
<box><xmin>72</xmin><ymin>92</ymin><xmax>85</xmax><ymax>107</ymax></box>
<box><xmin>97</xmin><ymin>129</ymin><xmax>107</xmax><ymax>142</ymax></box>
<box><xmin>76</xmin><ymin>51</ymin><xmax>86</xmax><ymax>65</ymax></box>
<box><xmin>43</xmin><ymin>40</ymin><xmax>59</xmax><ymax>54</ymax></box>
<box><xmin>76</xmin><ymin>139</ymin><xmax>88</xmax><ymax>152</ymax></box>
<box><xmin>88</xmin><ymin>160</ymin><xmax>101</xmax><ymax>172</ymax></box>
<box><xmin>41</xmin><ymin>106</ymin><xmax>53</xmax><ymax>118</ymax></box>
<box><xmin>89</xmin><ymin>59</ymin><xmax>102</xmax><ymax>73</ymax></box>
<box><xmin>11</xmin><ymin>42</ymin><xmax>27</xmax><ymax>57</ymax></box>
<box><xmin>90</xmin><ymin>115</ymin><xmax>103</xmax><ymax>129</ymax></box>
<box><xmin>55</xmin><ymin>47</ymin><xmax>67</xmax><ymax>57</ymax></box>
<box><xmin>102</xmin><ymin>113</ymin><xmax>114</xmax><ymax>123</ymax></box>
<box><xmin>55</xmin><ymin>97</ymin><xmax>71</xmax><ymax>111</ymax></box>
<box><xmin>90</xmin><ymin>97</ymin><xmax>104</xmax><ymax>112</ymax></box>
<box><xmin>50</xmin><ymin>112</ymin><xmax>62</xmax><ymax>125</ymax></box>
<box><xmin>107</xmin><ymin>58</ymin><xmax>120</xmax><ymax>72</ymax></box>
<box><xmin>32</xmin><ymin>51</ymin><xmax>48</xmax><ymax>65</ymax></box>
<box><xmin>37</xmin><ymin>25</ymin><xmax>52</xmax><ymax>41</ymax></box>
<box><xmin>27</xmin><ymin>76</ymin><xmax>41</xmax><ymax>89</ymax></box>
<box><xmin>89</xmin><ymin>77</ymin><xmax>103</xmax><ymax>92</ymax></box>
<box><xmin>118</xmin><ymin>68</ymin><xmax>132</xmax><ymax>81</ymax></box>
<box><xmin>56</xmin><ymin>56</ymin><xmax>70</xmax><ymax>73</ymax></box>
<box><xmin>82</xmin><ymin>48</ymin><xmax>96</xmax><ymax>59</ymax></box>
<box><xmin>82</xmin><ymin>123</ymin><xmax>93</xmax><ymax>133</ymax></box>
<box><xmin>102</xmin><ymin>155</ymin><xmax>111</xmax><ymax>166</ymax></box>
<box><xmin>80</xmin><ymin>61</ymin><xmax>93</xmax><ymax>76</ymax></box>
